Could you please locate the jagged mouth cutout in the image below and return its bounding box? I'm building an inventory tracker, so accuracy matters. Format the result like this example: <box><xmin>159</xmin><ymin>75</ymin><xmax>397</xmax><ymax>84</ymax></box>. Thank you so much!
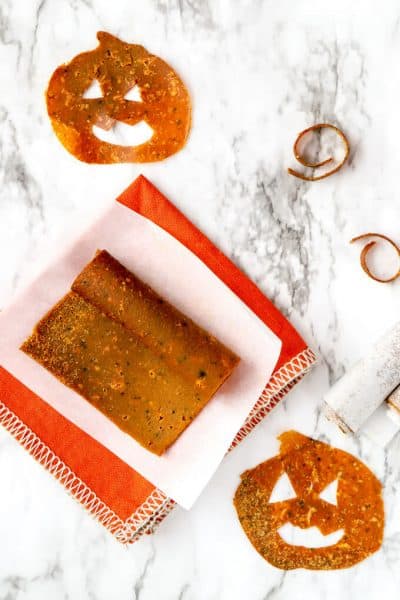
<box><xmin>83</xmin><ymin>79</ymin><xmax>154</xmax><ymax>146</ymax></box>
<box><xmin>270</xmin><ymin>471</ymin><xmax>343</xmax><ymax>548</ymax></box>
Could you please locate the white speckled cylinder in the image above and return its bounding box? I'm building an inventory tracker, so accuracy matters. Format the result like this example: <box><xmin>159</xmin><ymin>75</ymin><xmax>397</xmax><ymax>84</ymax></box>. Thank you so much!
<box><xmin>324</xmin><ymin>321</ymin><xmax>400</xmax><ymax>433</ymax></box>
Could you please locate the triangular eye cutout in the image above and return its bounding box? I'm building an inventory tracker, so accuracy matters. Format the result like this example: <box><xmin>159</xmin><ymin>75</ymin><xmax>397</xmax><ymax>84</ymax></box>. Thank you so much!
<box><xmin>124</xmin><ymin>85</ymin><xmax>142</xmax><ymax>102</ymax></box>
<box><xmin>319</xmin><ymin>479</ymin><xmax>338</xmax><ymax>506</ymax></box>
<box><xmin>83</xmin><ymin>79</ymin><xmax>103</xmax><ymax>99</ymax></box>
<box><xmin>269</xmin><ymin>472</ymin><xmax>297</xmax><ymax>503</ymax></box>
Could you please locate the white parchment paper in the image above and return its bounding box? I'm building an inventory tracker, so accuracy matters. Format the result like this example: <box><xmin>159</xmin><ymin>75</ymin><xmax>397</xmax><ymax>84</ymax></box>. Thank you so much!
<box><xmin>0</xmin><ymin>201</ymin><xmax>281</xmax><ymax>509</ymax></box>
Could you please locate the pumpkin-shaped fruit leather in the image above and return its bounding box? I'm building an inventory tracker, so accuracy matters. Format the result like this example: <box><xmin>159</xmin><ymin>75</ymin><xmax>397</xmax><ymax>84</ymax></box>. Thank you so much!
<box><xmin>46</xmin><ymin>32</ymin><xmax>191</xmax><ymax>163</ymax></box>
<box><xmin>234</xmin><ymin>431</ymin><xmax>384</xmax><ymax>570</ymax></box>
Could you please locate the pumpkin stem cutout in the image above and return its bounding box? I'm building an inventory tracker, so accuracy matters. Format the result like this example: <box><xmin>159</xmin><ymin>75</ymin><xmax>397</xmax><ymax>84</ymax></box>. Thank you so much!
<box><xmin>234</xmin><ymin>431</ymin><xmax>384</xmax><ymax>570</ymax></box>
<box><xmin>46</xmin><ymin>32</ymin><xmax>191</xmax><ymax>163</ymax></box>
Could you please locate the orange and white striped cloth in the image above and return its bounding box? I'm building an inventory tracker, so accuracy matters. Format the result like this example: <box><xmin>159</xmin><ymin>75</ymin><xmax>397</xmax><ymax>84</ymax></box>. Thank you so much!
<box><xmin>0</xmin><ymin>176</ymin><xmax>316</xmax><ymax>543</ymax></box>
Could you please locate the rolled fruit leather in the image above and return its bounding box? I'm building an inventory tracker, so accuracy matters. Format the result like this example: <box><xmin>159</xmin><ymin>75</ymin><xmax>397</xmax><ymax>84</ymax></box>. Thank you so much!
<box><xmin>324</xmin><ymin>321</ymin><xmax>400</xmax><ymax>446</ymax></box>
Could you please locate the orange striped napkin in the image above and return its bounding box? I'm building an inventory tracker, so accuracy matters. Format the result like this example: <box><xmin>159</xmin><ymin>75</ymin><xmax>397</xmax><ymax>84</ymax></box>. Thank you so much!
<box><xmin>0</xmin><ymin>175</ymin><xmax>316</xmax><ymax>543</ymax></box>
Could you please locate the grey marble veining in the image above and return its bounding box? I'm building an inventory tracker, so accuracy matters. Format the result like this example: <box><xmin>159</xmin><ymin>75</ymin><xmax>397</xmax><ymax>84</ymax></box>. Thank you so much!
<box><xmin>1</xmin><ymin>0</ymin><xmax>400</xmax><ymax>598</ymax></box>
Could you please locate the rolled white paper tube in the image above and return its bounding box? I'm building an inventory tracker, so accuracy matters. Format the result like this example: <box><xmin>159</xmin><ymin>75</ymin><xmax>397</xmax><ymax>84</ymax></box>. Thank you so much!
<box><xmin>324</xmin><ymin>321</ymin><xmax>400</xmax><ymax>433</ymax></box>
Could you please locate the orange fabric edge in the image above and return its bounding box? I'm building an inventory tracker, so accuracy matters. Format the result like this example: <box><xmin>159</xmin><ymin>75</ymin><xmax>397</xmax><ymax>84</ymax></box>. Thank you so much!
<box><xmin>0</xmin><ymin>366</ymin><xmax>155</xmax><ymax>521</ymax></box>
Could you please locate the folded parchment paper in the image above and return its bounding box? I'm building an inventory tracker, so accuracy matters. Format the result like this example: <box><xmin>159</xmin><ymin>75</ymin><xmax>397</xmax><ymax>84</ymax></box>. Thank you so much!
<box><xmin>0</xmin><ymin>201</ymin><xmax>281</xmax><ymax>509</ymax></box>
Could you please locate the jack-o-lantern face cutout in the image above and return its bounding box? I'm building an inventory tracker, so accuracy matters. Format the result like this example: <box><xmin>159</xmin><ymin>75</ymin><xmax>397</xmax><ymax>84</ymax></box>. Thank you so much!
<box><xmin>234</xmin><ymin>431</ymin><xmax>384</xmax><ymax>570</ymax></box>
<box><xmin>46</xmin><ymin>32</ymin><xmax>191</xmax><ymax>163</ymax></box>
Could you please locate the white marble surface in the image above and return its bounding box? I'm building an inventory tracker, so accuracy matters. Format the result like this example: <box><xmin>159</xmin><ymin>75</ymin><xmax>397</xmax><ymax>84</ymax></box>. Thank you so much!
<box><xmin>1</xmin><ymin>0</ymin><xmax>400</xmax><ymax>598</ymax></box>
